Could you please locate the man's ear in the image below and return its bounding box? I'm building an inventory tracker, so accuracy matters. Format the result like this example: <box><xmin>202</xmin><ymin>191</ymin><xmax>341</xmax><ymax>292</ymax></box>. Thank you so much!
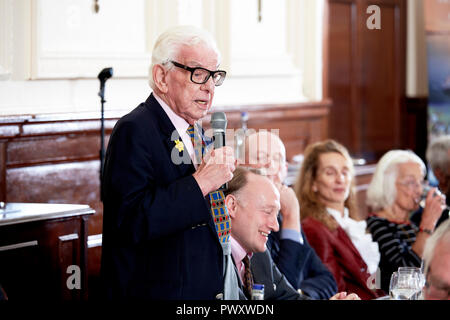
<box><xmin>152</xmin><ymin>64</ymin><xmax>169</xmax><ymax>93</ymax></box>
<box><xmin>225</xmin><ymin>194</ymin><xmax>237</xmax><ymax>219</ymax></box>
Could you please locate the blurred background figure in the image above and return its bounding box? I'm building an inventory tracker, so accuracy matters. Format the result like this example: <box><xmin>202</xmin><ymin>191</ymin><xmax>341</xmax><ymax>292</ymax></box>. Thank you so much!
<box><xmin>411</xmin><ymin>135</ymin><xmax>450</xmax><ymax>228</ymax></box>
<box><xmin>294</xmin><ymin>139</ymin><xmax>383</xmax><ymax>300</ymax></box>
<box><xmin>245</xmin><ymin>131</ymin><xmax>337</xmax><ymax>299</ymax></box>
<box><xmin>366</xmin><ymin>150</ymin><xmax>446</xmax><ymax>292</ymax></box>
<box><xmin>422</xmin><ymin>219</ymin><xmax>450</xmax><ymax>300</ymax></box>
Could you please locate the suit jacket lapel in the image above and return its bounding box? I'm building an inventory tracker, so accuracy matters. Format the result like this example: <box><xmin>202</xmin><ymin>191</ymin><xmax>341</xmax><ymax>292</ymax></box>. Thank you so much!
<box><xmin>145</xmin><ymin>94</ymin><xmax>195</xmax><ymax>177</ymax></box>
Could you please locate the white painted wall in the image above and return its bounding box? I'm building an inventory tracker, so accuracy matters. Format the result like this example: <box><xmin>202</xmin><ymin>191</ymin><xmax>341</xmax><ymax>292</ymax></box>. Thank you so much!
<box><xmin>0</xmin><ymin>0</ymin><xmax>324</xmax><ymax>117</ymax></box>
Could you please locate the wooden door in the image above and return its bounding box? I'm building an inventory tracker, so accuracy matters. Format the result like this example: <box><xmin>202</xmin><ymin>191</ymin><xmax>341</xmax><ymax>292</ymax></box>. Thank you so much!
<box><xmin>324</xmin><ymin>0</ymin><xmax>407</xmax><ymax>161</ymax></box>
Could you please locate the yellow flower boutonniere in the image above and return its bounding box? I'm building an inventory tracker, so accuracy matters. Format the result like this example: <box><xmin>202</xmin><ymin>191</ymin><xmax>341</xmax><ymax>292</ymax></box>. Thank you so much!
<box><xmin>174</xmin><ymin>139</ymin><xmax>184</xmax><ymax>152</ymax></box>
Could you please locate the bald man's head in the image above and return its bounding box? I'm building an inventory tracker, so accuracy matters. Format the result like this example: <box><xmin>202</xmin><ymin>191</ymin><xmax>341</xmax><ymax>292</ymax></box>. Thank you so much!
<box><xmin>245</xmin><ymin>131</ymin><xmax>287</xmax><ymax>184</ymax></box>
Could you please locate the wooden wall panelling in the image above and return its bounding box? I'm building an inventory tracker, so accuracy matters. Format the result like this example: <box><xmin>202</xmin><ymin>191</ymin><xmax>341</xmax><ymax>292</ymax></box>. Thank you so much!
<box><xmin>212</xmin><ymin>100</ymin><xmax>331</xmax><ymax>161</ymax></box>
<box><xmin>325</xmin><ymin>0</ymin><xmax>408</xmax><ymax>162</ymax></box>
<box><xmin>326</xmin><ymin>0</ymin><xmax>356</xmax><ymax>152</ymax></box>
<box><xmin>359</xmin><ymin>0</ymin><xmax>406</xmax><ymax>159</ymax></box>
<box><xmin>404</xmin><ymin>96</ymin><xmax>428</xmax><ymax>162</ymax></box>
<box><xmin>56</xmin><ymin>214</ymin><xmax>89</xmax><ymax>300</ymax></box>
<box><xmin>58</xmin><ymin>232</ymin><xmax>80</xmax><ymax>300</ymax></box>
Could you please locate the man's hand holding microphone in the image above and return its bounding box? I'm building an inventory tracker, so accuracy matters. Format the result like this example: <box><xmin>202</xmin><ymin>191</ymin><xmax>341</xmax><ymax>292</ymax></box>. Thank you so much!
<box><xmin>193</xmin><ymin>112</ymin><xmax>237</xmax><ymax>196</ymax></box>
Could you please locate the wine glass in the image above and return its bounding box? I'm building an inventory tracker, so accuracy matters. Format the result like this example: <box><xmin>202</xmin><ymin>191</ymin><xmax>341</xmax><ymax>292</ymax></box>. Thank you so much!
<box><xmin>389</xmin><ymin>272</ymin><xmax>398</xmax><ymax>300</ymax></box>
<box><xmin>389</xmin><ymin>270</ymin><xmax>422</xmax><ymax>300</ymax></box>
<box><xmin>398</xmin><ymin>267</ymin><xmax>425</xmax><ymax>299</ymax></box>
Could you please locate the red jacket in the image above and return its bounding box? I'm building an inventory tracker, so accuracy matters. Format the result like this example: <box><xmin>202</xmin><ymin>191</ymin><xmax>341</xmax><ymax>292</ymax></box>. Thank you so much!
<box><xmin>302</xmin><ymin>217</ymin><xmax>384</xmax><ymax>300</ymax></box>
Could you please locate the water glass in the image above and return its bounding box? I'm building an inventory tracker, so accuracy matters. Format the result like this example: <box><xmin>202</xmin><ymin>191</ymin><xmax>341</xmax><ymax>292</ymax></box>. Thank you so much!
<box><xmin>389</xmin><ymin>270</ymin><xmax>422</xmax><ymax>300</ymax></box>
<box><xmin>398</xmin><ymin>267</ymin><xmax>425</xmax><ymax>299</ymax></box>
<box><xmin>420</xmin><ymin>182</ymin><xmax>450</xmax><ymax>211</ymax></box>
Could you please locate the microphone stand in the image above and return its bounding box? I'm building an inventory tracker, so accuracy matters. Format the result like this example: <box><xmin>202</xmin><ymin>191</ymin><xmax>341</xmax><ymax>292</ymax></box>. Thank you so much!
<box><xmin>97</xmin><ymin>67</ymin><xmax>113</xmax><ymax>201</ymax></box>
<box><xmin>98</xmin><ymin>80</ymin><xmax>106</xmax><ymax>201</ymax></box>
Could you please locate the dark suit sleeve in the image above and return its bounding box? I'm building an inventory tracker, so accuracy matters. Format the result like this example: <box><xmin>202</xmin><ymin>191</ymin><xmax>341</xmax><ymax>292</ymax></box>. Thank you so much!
<box><xmin>251</xmin><ymin>250</ymin><xmax>310</xmax><ymax>300</ymax></box>
<box><xmin>297</xmin><ymin>234</ymin><xmax>338</xmax><ymax>299</ymax></box>
<box><xmin>103</xmin><ymin>119</ymin><xmax>210</xmax><ymax>244</ymax></box>
<box><xmin>267</xmin><ymin>232</ymin><xmax>304</xmax><ymax>289</ymax></box>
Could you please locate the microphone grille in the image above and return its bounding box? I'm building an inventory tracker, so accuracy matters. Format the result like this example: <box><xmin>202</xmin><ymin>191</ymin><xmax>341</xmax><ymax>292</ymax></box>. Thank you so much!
<box><xmin>211</xmin><ymin>112</ymin><xmax>227</xmax><ymax>130</ymax></box>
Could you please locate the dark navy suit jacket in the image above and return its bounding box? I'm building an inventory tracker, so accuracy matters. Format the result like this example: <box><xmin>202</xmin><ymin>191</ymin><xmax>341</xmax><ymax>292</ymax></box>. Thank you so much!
<box><xmin>233</xmin><ymin>250</ymin><xmax>310</xmax><ymax>300</ymax></box>
<box><xmin>250</xmin><ymin>250</ymin><xmax>310</xmax><ymax>300</ymax></box>
<box><xmin>267</xmin><ymin>216</ymin><xmax>338</xmax><ymax>299</ymax></box>
<box><xmin>101</xmin><ymin>94</ymin><xmax>223</xmax><ymax>299</ymax></box>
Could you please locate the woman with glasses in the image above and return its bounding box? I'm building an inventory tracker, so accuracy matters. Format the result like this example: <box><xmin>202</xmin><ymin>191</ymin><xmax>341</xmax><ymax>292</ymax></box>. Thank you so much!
<box><xmin>366</xmin><ymin>150</ymin><xmax>446</xmax><ymax>292</ymax></box>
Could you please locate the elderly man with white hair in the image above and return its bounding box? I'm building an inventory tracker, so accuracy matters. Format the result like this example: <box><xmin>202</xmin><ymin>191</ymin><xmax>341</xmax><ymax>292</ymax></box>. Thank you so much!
<box><xmin>422</xmin><ymin>219</ymin><xmax>450</xmax><ymax>300</ymax></box>
<box><xmin>366</xmin><ymin>150</ymin><xmax>446</xmax><ymax>292</ymax></box>
<box><xmin>101</xmin><ymin>25</ymin><xmax>237</xmax><ymax>299</ymax></box>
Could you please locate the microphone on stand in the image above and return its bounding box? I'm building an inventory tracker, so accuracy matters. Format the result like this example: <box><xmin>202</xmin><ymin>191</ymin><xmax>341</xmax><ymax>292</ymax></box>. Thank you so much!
<box><xmin>211</xmin><ymin>112</ymin><xmax>228</xmax><ymax>191</ymax></box>
<box><xmin>98</xmin><ymin>67</ymin><xmax>113</xmax><ymax>201</ymax></box>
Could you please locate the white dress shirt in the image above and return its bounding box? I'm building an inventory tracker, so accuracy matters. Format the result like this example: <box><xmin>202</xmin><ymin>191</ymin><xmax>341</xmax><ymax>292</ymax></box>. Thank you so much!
<box><xmin>153</xmin><ymin>93</ymin><xmax>199</xmax><ymax>168</ymax></box>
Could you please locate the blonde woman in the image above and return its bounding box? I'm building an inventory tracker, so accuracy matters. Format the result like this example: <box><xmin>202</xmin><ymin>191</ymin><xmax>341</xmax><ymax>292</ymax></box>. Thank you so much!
<box><xmin>295</xmin><ymin>140</ymin><xmax>383</xmax><ymax>300</ymax></box>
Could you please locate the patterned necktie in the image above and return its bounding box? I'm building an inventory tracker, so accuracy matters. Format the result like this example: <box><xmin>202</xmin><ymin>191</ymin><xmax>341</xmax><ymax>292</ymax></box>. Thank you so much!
<box><xmin>242</xmin><ymin>255</ymin><xmax>254</xmax><ymax>299</ymax></box>
<box><xmin>187</xmin><ymin>125</ymin><xmax>231</xmax><ymax>244</ymax></box>
<box><xmin>186</xmin><ymin>124</ymin><xmax>205</xmax><ymax>165</ymax></box>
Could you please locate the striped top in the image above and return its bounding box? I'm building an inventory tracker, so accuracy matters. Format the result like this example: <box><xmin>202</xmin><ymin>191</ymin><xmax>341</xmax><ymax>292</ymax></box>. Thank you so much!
<box><xmin>366</xmin><ymin>215</ymin><xmax>422</xmax><ymax>292</ymax></box>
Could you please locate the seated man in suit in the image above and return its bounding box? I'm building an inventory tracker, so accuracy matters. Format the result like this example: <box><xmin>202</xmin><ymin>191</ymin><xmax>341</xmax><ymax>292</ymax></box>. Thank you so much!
<box><xmin>101</xmin><ymin>25</ymin><xmax>237</xmax><ymax>299</ymax></box>
<box><xmin>224</xmin><ymin>167</ymin><xmax>359</xmax><ymax>300</ymax></box>
<box><xmin>245</xmin><ymin>131</ymin><xmax>337</xmax><ymax>299</ymax></box>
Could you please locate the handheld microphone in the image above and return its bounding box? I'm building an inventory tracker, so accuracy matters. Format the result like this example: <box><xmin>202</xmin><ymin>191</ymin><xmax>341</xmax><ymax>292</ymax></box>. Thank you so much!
<box><xmin>211</xmin><ymin>112</ymin><xmax>228</xmax><ymax>190</ymax></box>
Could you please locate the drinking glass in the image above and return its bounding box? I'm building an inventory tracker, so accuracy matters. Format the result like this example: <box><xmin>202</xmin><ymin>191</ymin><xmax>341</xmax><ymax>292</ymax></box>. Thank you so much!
<box><xmin>389</xmin><ymin>272</ymin><xmax>399</xmax><ymax>300</ymax></box>
<box><xmin>398</xmin><ymin>267</ymin><xmax>425</xmax><ymax>299</ymax></box>
<box><xmin>389</xmin><ymin>270</ymin><xmax>422</xmax><ymax>300</ymax></box>
<box><xmin>420</xmin><ymin>182</ymin><xmax>450</xmax><ymax>210</ymax></box>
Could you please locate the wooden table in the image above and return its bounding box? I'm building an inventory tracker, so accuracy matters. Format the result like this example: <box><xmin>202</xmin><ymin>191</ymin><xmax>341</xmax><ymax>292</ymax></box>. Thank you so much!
<box><xmin>0</xmin><ymin>203</ymin><xmax>94</xmax><ymax>300</ymax></box>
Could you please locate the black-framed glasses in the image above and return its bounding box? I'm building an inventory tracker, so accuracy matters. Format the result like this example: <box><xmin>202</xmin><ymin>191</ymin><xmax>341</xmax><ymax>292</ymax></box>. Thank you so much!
<box><xmin>169</xmin><ymin>61</ymin><xmax>226</xmax><ymax>86</ymax></box>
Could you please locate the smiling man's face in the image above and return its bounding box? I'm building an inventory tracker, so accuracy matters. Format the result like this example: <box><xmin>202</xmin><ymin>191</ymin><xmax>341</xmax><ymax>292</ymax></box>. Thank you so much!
<box><xmin>227</xmin><ymin>172</ymin><xmax>280</xmax><ymax>253</ymax></box>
